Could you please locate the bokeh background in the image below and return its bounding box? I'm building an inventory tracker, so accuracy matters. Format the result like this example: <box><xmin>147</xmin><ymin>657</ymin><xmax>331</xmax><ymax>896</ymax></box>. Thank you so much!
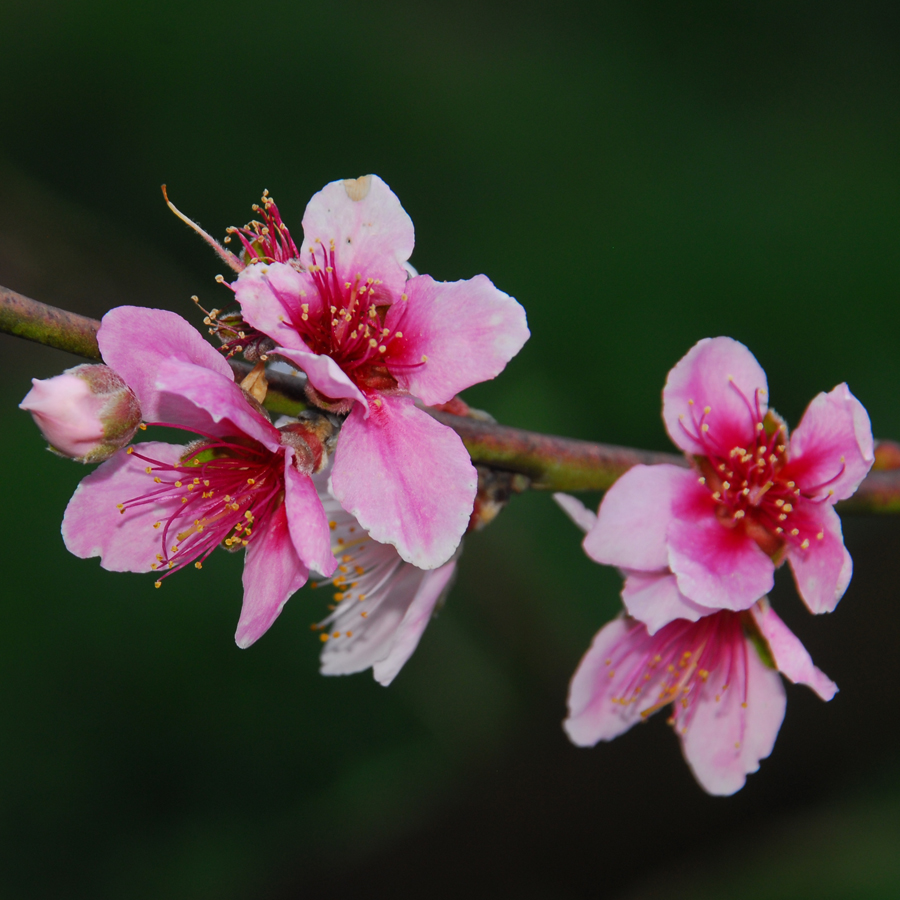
<box><xmin>2</xmin><ymin>2</ymin><xmax>900</xmax><ymax>897</ymax></box>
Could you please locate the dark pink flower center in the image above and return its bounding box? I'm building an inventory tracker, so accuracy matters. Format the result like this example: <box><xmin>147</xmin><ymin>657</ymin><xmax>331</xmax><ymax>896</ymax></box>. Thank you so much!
<box><xmin>680</xmin><ymin>386</ymin><xmax>842</xmax><ymax>556</ymax></box>
<box><xmin>610</xmin><ymin>611</ymin><xmax>750</xmax><ymax>730</ymax></box>
<box><xmin>118</xmin><ymin>434</ymin><xmax>285</xmax><ymax>586</ymax></box>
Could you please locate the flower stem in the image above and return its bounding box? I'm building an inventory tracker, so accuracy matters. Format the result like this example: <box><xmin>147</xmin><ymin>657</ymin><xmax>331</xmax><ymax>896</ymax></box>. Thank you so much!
<box><xmin>2</xmin><ymin>283</ymin><xmax>899</xmax><ymax>510</ymax></box>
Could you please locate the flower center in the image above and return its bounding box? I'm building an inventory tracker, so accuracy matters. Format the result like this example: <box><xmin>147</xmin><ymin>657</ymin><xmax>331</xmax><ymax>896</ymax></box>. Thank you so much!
<box><xmin>117</xmin><ymin>435</ymin><xmax>284</xmax><ymax>587</ymax></box>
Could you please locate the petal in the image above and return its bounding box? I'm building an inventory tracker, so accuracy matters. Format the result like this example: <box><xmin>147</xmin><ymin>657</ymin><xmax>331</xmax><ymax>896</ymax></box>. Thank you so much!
<box><xmin>679</xmin><ymin>630</ymin><xmax>786</xmax><ymax>796</ymax></box>
<box><xmin>154</xmin><ymin>359</ymin><xmax>281</xmax><ymax>451</ymax></box>
<box><xmin>584</xmin><ymin>464</ymin><xmax>696</xmax><ymax>571</ymax></box>
<box><xmin>667</xmin><ymin>480</ymin><xmax>774</xmax><ymax>611</ymax></box>
<box><xmin>564</xmin><ymin>616</ymin><xmax>659</xmax><ymax>747</ymax></box>
<box><xmin>283</xmin><ymin>458</ymin><xmax>337</xmax><ymax>577</ymax></box>
<box><xmin>62</xmin><ymin>442</ymin><xmax>185</xmax><ymax>572</ymax></box>
<box><xmin>786</xmin><ymin>503</ymin><xmax>852</xmax><ymax>614</ymax></box>
<box><xmin>749</xmin><ymin>599</ymin><xmax>838</xmax><ymax>700</ymax></box>
<box><xmin>273</xmin><ymin>345</ymin><xmax>368</xmax><ymax>409</ymax></box>
<box><xmin>387</xmin><ymin>274</ymin><xmax>529</xmax><ymax>405</ymax></box>
<box><xmin>233</xmin><ymin>262</ymin><xmax>317</xmax><ymax>351</ymax></box>
<box><xmin>553</xmin><ymin>492</ymin><xmax>598</xmax><ymax>534</ymax></box>
<box><xmin>236</xmin><ymin>502</ymin><xmax>309</xmax><ymax>648</ymax></box>
<box><xmin>331</xmin><ymin>396</ymin><xmax>476</xmax><ymax>569</ymax></box>
<box><xmin>783</xmin><ymin>383</ymin><xmax>874</xmax><ymax>503</ymax></box>
<box><xmin>98</xmin><ymin>307</ymin><xmax>232</xmax><ymax>421</ymax></box>
<box><xmin>662</xmin><ymin>337</ymin><xmax>768</xmax><ymax>456</ymax></box>
<box><xmin>300</xmin><ymin>175</ymin><xmax>414</xmax><ymax>298</ymax></box>
<box><xmin>621</xmin><ymin>570</ymin><xmax>717</xmax><ymax>634</ymax></box>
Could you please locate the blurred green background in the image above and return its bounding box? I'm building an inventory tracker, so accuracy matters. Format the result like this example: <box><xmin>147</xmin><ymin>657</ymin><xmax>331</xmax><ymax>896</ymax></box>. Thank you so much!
<box><xmin>2</xmin><ymin>2</ymin><xmax>900</xmax><ymax>897</ymax></box>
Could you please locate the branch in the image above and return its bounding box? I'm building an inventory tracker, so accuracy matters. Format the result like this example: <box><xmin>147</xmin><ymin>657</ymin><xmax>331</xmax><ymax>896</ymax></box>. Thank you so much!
<box><xmin>2</xmin><ymin>284</ymin><xmax>898</xmax><ymax>511</ymax></box>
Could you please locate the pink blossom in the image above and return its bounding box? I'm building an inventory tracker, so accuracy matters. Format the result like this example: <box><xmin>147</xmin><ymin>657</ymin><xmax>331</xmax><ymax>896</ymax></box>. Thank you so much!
<box><xmin>230</xmin><ymin>175</ymin><xmax>530</xmax><ymax>569</ymax></box>
<box><xmin>584</xmin><ymin>337</ymin><xmax>873</xmax><ymax>624</ymax></box>
<box><xmin>20</xmin><ymin>364</ymin><xmax>141</xmax><ymax>463</ymax></box>
<box><xmin>565</xmin><ymin>597</ymin><xmax>837</xmax><ymax>795</ymax></box>
<box><xmin>62</xmin><ymin>306</ymin><xmax>337</xmax><ymax>648</ymax></box>
<box><xmin>310</xmin><ymin>472</ymin><xmax>458</xmax><ymax>686</ymax></box>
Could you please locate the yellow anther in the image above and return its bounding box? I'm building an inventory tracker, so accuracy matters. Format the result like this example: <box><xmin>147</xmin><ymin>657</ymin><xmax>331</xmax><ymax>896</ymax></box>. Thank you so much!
<box><xmin>791</xmin><ymin>528</ymin><xmax>800</xmax><ymax>536</ymax></box>
<box><xmin>817</xmin><ymin>531</ymin><xmax>824</xmax><ymax>540</ymax></box>
<box><xmin>154</xmin><ymin>581</ymin><xmax>162</xmax><ymax>589</ymax></box>
<box><xmin>195</xmin><ymin>561</ymin><xmax>203</xmax><ymax>569</ymax></box>
<box><xmin>800</xmin><ymin>539</ymin><xmax>810</xmax><ymax>549</ymax></box>
<box><xmin>700</xmin><ymin>423</ymin><xmax>709</xmax><ymax>433</ymax></box>
<box><xmin>733</xmin><ymin>510</ymin><xmax>745</xmax><ymax>519</ymax></box>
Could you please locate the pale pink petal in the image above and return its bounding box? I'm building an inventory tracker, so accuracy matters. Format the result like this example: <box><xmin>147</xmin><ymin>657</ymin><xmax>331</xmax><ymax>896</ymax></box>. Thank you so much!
<box><xmin>564</xmin><ymin>616</ymin><xmax>655</xmax><ymax>747</ymax></box>
<box><xmin>20</xmin><ymin>374</ymin><xmax>106</xmax><ymax>457</ymax></box>
<box><xmin>553</xmin><ymin>493</ymin><xmax>598</xmax><ymax>534</ymax></box>
<box><xmin>371</xmin><ymin>559</ymin><xmax>457</xmax><ymax>686</ymax></box>
<box><xmin>273</xmin><ymin>345</ymin><xmax>368</xmax><ymax>409</ymax></box>
<box><xmin>331</xmin><ymin>396</ymin><xmax>476</xmax><ymax>569</ymax></box>
<box><xmin>236</xmin><ymin>502</ymin><xmax>309</xmax><ymax>648</ymax></box>
<box><xmin>300</xmin><ymin>175</ymin><xmax>413</xmax><ymax>298</ymax></box>
<box><xmin>786</xmin><ymin>503</ymin><xmax>852</xmax><ymax>615</ymax></box>
<box><xmin>584</xmin><ymin>464</ymin><xmax>696</xmax><ymax>571</ymax></box>
<box><xmin>668</xmin><ymin>479</ymin><xmax>774</xmax><ymax>610</ymax></box>
<box><xmin>678</xmin><ymin>631</ymin><xmax>786</xmax><ymax>796</ymax></box>
<box><xmin>749</xmin><ymin>599</ymin><xmax>837</xmax><ymax>701</ymax></box>
<box><xmin>233</xmin><ymin>262</ymin><xmax>316</xmax><ymax>351</ymax></box>
<box><xmin>62</xmin><ymin>442</ymin><xmax>184</xmax><ymax>572</ymax></box>
<box><xmin>783</xmin><ymin>383</ymin><xmax>874</xmax><ymax>503</ymax></box>
<box><xmin>387</xmin><ymin>274</ymin><xmax>529</xmax><ymax>405</ymax></box>
<box><xmin>98</xmin><ymin>307</ymin><xmax>232</xmax><ymax>420</ymax></box>
<box><xmin>154</xmin><ymin>359</ymin><xmax>281</xmax><ymax>451</ymax></box>
<box><xmin>621</xmin><ymin>570</ymin><xmax>716</xmax><ymax>634</ymax></box>
<box><xmin>283</xmin><ymin>458</ymin><xmax>337</xmax><ymax>577</ymax></box>
<box><xmin>662</xmin><ymin>337</ymin><xmax>768</xmax><ymax>456</ymax></box>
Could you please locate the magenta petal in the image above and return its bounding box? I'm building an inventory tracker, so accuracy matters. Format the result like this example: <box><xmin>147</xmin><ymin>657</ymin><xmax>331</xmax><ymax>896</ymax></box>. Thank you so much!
<box><xmin>584</xmin><ymin>464</ymin><xmax>696</xmax><ymax>571</ymax></box>
<box><xmin>662</xmin><ymin>337</ymin><xmax>768</xmax><ymax>456</ymax></box>
<box><xmin>553</xmin><ymin>493</ymin><xmax>598</xmax><ymax>534</ymax></box>
<box><xmin>236</xmin><ymin>502</ymin><xmax>309</xmax><ymax>648</ymax></box>
<box><xmin>679</xmin><ymin>632</ymin><xmax>786</xmax><ymax>796</ymax></box>
<box><xmin>154</xmin><ymin>359</ymin><xmax>281</xmax><ymax>451</ymax></box>
<box><xmin>62</xmin><ymin>442</ymin><xmax>184</xmax><ymax>572</ymax></box>
<box><xmin>388</xmin><ymin>274</ymin><xmax>529</xmax><ymax>406</ymax></box>
<box><xmin>331</xmin><ymin>396</ymin><xmax>477</xmax><ymax>569</ymax></box>
<box><xmin>786</xmin><ymin>503</ymin><xmax>852</xmax><ymax>614</ymax></box>
<box><xmin>283</xmin><ymin>459</ymin><xmax>337</xmax><ymax>577</ymax></box>
<box><xmin>750</xmin><ymin>599</ymin><xmax>837</xmax><ymax>700</ymax></box>
<box><xmin>233</xmin><ymin>263</ymin><xmax>314</xmax><ymax>351</ymax></box>
<box><xmin>667</xmin><ymin>485</ymin><xmax>774</xmax><ymax>610</ymax></box>
<box><xmin>564</xmin><ymin>616</ymin><xmax>653</xmax><ymax>746</ymax></box>
<box><xmin>621</xmin><ymin>570</ymin><xmax>716</xmax><ymax>634</ymax></box>
<box><xmin>300</xmin><ymin>175</ymin><xmax>414</xmax><ymax>298</ymax></box>
<box><xmin>98</xmin><ymin>307</ymin><xmax>232</xmax><ymax>421</ymax></box>
<box><xmin>784</xmin><ymin>383</ymin><xmax>874</xmax><ymax>503</ymax></box>
<box><xmin>273</xmin><ymin>346</ymin><xmax>368</xmax><ymax>409</ymax></box>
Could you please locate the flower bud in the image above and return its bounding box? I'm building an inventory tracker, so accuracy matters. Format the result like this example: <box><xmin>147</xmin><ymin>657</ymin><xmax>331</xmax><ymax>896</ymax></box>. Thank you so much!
<box><xmin>19</xmin><ymin>364</ymin><xmax>142</xmax><ymax>463</ymax></box>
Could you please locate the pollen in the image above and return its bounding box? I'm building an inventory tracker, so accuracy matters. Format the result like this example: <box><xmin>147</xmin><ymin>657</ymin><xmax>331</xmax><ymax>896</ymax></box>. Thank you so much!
<box><xmin>791</xmin><ymin>528</ymin><xmax>800</xmax><ymax>536</ymax></box>
<box><xmin>800</xmin><ymin>539</ymin><xmax>810</xmax><ymax>549</ymax></box>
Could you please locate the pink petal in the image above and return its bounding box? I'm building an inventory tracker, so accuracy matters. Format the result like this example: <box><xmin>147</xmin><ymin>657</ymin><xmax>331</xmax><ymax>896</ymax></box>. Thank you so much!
<box><xmin>678</xmin><ymin>630</ymin><xmax>786</xmax><ymax>796</ymax></box>
<box><xmin>783</xmin><ymin>383</ymin><xmax>874</xmax><ymax>503</ymax></box>
<box><xmin>387</xmin><ymin>274</ymin><xmax>529</xmax><ymax>406</ymax></box>
<box><xmin>273</xmin><ymin>345</ymin><xmax>368</xmax><ymax>409</ymax></box>
<box><xmin>20</xmin><ymin>373</ymin><xmax>106</xmax><ymax>457</ymax></box>
<box><xmin>553</xmin><ymin>493</ymin><xmax>598</xmax><ymax>534</ymax></box>
<box><xmin>662</xmin><ymin>337</ymin><xmax>768</xmax><ymax>456</ymax></box>
<box><xmin>233</xmin><ymin>262</ymin><xmax>316</xmax><ymax>352</ymax></box>
<box><xmin>786</xmin><ymin>503</ymin><xmax>852</xmax><ymax>614</ymax></box>
<box><xmin>300</xmin><ymin>175</ymin><xmax>414</xmax><ymax>299</ymax></box>
<box><xmin>98</xmin><ymin>307</ymin><xmax>232</xmax><ymax>421</ymax></box>
<box><xmin>667</xmin><ymin>479</ymin><xmax>774</xmax><ymax>611</ymax></box>
<box><xmin>330</xmin><ymin>396</ymin><xmax>477</xmax><ymax>569</ymax></box>
<box><xmin>749</xmin><ymin>599</ymin><xmax>838</xmax><ymax>700</ymax></box>
<box><xmin>283</xmin><ymin>458</ymin><xmax>337</xmax><ymax>577</ymax></box>
<box><xmin>621</xmin><ymin>570</ymin><xmax>717</xmax><ymax>634</ymax></box>
<box><xmin>154</xmin><ymin>359</ymin><xmax>281</xmax><ymax>451</ymax></box>
<box><xmin>62</xmin><ymin>442</ymin><xmax>185</xmax><ymax>572</ymax></box>
<box><xmin>236</xmin><ymin>502</ymin><xmax>309</xmax><ymax>648</ymax></box>
<box><xmin>564</xmin><ymin>616</ymin><xmax>654</xmax><ymax>747</ymax></box>
<box><xmin>584</xmin><ymin>464</ymin><xmax>696</xmax><ymax>571</ymax></box>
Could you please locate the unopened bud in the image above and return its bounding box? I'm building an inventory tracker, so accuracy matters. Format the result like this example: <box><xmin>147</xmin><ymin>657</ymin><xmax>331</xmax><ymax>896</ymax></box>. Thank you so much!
<box><xmin>19</xmin><ymin>364</ymin><xmax>142</xmax><ymax>463</ymax></box>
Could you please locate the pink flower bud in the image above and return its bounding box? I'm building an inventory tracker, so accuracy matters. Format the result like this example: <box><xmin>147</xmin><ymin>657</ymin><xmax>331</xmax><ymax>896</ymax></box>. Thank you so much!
<box><xmin>19</xmin><ymin>364</ymin><xmax>142</xmax><ymax>463</ymax></box>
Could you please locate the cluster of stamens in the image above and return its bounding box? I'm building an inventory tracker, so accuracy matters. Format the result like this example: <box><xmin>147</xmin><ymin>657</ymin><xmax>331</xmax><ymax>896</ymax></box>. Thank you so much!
<box><xmin>608</xmin><ymin>612</ymin><xmax>750</xmax><ymax>739</ymax></box>
<box><xmin>117</xmin><ymin>436</ymin><xmax>284</xmax><ymax>587</ymax></box>
<box><xmin>223</xmin><ymin>191</ymin><xmax>300</xmax><ymax>265</ymax></box>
